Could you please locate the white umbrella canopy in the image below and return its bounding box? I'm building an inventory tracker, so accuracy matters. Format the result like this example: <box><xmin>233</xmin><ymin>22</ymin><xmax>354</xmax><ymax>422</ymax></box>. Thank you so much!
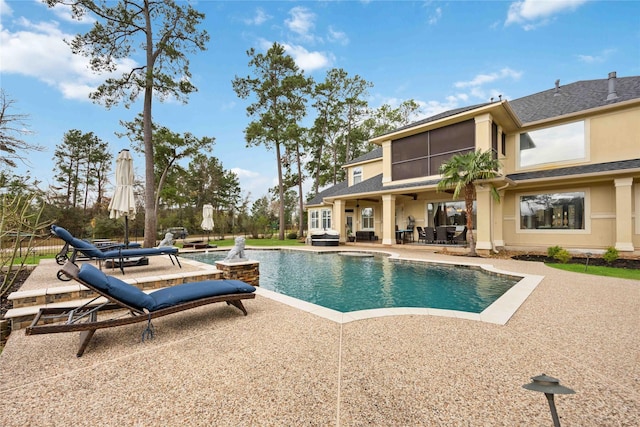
<box><xmin>201</xmin><ymin>204</ymin><xmax>214</xmax><ymax>231</ymax></box>
<box><xmin>108</xmin><ymin>149</ymin><xmax>136</xmax><ymax>246</ymax></box>
<box><xmin>201</xmin><ymin>203</ymin><xmax>214</xmax><ymax>243</ymax></box>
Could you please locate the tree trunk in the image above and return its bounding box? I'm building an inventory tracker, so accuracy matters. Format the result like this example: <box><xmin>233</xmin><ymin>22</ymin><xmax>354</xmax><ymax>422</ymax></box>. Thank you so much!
<box><xmin>465</xmin><ymin>184</ymin><xmax>476</xmax><ymax>256</ymax></box>
<box><xmin>275</xmin><ymin>141</ymin><xmax>285</xmax><ymax>240</ymax></box>
<box><xmin>142</xmin><ymin>2</ymin><xmax>156</xmax><ymax>248</ymax></box>
<box><xmin>296</xmin><ymin>144</ymin><xmax>304</xmax><ymax>237</ymax></box>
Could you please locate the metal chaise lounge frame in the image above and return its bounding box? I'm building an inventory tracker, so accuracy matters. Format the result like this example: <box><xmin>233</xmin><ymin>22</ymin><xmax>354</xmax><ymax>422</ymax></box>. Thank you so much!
<box><xmin>51</xmin><ymin>225</ymin><xmax>181</xmax><ymax>278</ymax></box>
<box><xmin>26</xmin><ymin>261</ymin><xmax>256</xmax><ymax>357</ymax></box>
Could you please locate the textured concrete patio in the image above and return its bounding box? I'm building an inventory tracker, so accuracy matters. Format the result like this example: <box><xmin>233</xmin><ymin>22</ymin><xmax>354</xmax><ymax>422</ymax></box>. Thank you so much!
<box><xmin>1</xmin><ymin>247</ymin><xmax>638</xmax><ymax>426</ymax></box>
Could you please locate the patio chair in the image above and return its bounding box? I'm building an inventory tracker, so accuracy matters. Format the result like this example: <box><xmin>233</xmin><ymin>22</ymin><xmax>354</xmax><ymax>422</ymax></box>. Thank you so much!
<box><xmin>418</xmin><ymin>226</ymin><xmax>435</xmax><ymax>244</ymax></box>
<box><xmin>436</xmin><ymin>226</ymin><xmax>450</xmax><ymax>244</ymax></box>
<box><xmin>451</xmin><ymin>226</ymin><xmax>467</xmax><ymax>244</ymax></box>
<box><xmin>25</xmin><ymin>261</ymin><xmax>256</xmax><ymax>357</ymax></box>
<box><xmin>51</xmin><ymin>225</ymin><xmax>181</xmax><ymax>279</ymax></box>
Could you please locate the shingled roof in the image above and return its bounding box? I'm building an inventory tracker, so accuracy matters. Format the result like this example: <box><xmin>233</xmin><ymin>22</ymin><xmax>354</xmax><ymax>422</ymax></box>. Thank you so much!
<box><xmin>507</xmin><ymin>158</ymin><xmax>640</xmax><ymax>182</ymax></box>
<box><xmin>510</xmin><ymin>74</ymin><xmax>640</xmax><ymax>124</ymax></box>
<box><xmin>344</xmin><ymin>147</ymin><xmax>382</xmax><ymax>166</ymax></box>
<box><xmin>306</xmin><ymin>180</ymin><xmax>348</xmax><ymax>206</ymax></box>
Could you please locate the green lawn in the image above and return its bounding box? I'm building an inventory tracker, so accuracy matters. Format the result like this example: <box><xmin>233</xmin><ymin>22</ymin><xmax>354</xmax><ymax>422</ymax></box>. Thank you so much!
<box><xmin>547</xmin><ymin>263</ymin><xmax>640</xmax><ymax>280</ymax></box>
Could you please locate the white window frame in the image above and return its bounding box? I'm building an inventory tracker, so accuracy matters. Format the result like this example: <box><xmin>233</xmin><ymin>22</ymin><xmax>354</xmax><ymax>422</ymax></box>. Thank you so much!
<box><xmin>361</xmin><ymin>207</ymin><xmax>374</xmax><ymax>230</ymax></box>
<box><xmin>517</xmin><ymin>120</ymin><xmax>588</xmax><ymax>170</ymax></box>
<box><xmin>321</xmin><ymin>208</ymin><xmax>332</xmax><ymax>229</ymax></box>
<box><xmin>353</xmin><ymin>167</ymin><xmax>363</xmax><ymax>185</ymax></box>
<box><xmin>516</xmin><ymin>188</ymin><xmax>590</xmax><ymax>234</ymax></box>
<box><xmin>310</xmin><ymin>210</ymin><xmax>320</xmax><ymax>229</ymax></box>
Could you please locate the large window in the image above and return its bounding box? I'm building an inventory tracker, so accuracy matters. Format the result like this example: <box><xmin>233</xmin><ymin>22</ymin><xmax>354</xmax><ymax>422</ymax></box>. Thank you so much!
<box><xmin>519</xmin><ymin>121</ymin><xmax>585</xmax><ymax>168</ymax></box>
<box><xmin>361</xmin><ymin>207</ymin><xmax>374</xmax><ymax>229</ymax></box>
<box><xmin>310</xmin><ymin>209</ymin><xmax>332</xmax><ymax>229</ymax></box>
<box><xmin>427</xmin><ymin>201</ymin><xmax>475</xmax><ymax>227</ymax></box>
<box><xmin>519</xmin><ymin>192</ymin><xmax>585</xmax><ymax>230</ymax></box>
<box><xmin>353</xmin><ymin>167</ymin><xmax>362</xmax><ymax>185</ymax></box>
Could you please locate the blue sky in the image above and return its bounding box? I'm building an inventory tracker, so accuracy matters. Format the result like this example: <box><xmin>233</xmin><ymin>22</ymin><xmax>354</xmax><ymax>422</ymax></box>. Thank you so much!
<box><xmin>1</xmin><ymin>0</ymin><xmax>639</xmax><ymax>203</ymax></box>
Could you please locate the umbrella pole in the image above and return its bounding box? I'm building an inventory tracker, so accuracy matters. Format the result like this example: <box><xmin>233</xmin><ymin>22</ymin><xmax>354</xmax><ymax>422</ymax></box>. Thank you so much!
<box><xmin>124</xmin><ymin>216</ymin><xmax>130</xmax><ymax>248</ymax></box>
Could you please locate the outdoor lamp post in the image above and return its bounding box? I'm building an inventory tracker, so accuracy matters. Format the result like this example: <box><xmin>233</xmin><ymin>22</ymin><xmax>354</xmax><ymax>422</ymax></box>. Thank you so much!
<box><xmin>523</xmin><ymin>373</ymin><xmax>575</xmax><ymax>427</ymax></box>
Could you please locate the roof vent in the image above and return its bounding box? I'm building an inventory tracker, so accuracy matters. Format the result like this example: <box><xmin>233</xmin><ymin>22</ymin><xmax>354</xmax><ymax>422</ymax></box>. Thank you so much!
<box><xmin>607</xmin><ymin>71</ymin><xmax>618</xmax><ymax>101</ymax></box>
<box><xmin>553</xmin><ymin>79</ymin><xmax>561</xmax><ymax>96</ymax></box>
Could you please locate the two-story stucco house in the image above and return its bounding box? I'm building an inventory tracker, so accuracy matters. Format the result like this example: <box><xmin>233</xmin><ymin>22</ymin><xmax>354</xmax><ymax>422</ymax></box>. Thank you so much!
<box><xmin>306</xmin><ymin>72</ymin><xmax>640</xmax><ymax>255</ymax></box>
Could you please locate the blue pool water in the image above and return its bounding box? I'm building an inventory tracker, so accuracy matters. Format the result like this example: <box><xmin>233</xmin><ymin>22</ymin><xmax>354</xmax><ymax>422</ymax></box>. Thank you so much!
<box><xmin>184</xmin><ymin>250</ymin><xmax>519</xmax><ymax>313</ymax></box>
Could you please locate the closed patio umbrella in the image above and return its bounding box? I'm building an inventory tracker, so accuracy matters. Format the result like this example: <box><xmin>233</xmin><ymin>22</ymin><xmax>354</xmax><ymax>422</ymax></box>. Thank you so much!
<box><xmin>108</xmin><ymin>149</ymin><xmax>136</xmax><ymax>247</ymax></box>
<box><xmin>201</xmin><ymin>203</ymin><xmax>214</xmax><ymax>243</ymax></box>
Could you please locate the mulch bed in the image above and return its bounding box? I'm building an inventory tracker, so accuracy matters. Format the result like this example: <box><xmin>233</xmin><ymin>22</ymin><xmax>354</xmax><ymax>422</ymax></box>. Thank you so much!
<box><xmin>511</xmin><ymin>254</ymin><xmax>640</xmax><ymax>269</ymax></box>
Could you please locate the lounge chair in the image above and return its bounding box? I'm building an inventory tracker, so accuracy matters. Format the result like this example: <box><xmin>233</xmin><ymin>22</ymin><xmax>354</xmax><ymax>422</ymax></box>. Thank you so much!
<box><xmin>25</xmin><ymin>261</ymin><xmax>256</xmax><ymax>357</ymax></box>
<box><xmin>51</xmin><ymin>225</ymin><xmax>181</xmax><ymax>279</ymax></box>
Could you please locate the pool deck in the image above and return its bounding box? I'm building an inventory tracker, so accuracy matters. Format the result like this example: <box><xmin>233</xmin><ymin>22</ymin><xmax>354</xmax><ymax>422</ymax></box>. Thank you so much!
<box><xmin>1</xmin><ymin>246</ymin><xmax>638</xmax><ymax>426</ymax></box>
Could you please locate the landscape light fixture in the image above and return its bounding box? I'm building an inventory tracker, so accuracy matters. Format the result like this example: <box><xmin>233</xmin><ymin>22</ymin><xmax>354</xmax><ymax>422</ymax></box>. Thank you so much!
<box><xmin>522</xmin><ymin>373</ymin><xmax>575</xmax><ymax>427</ymax></box>
<box><xmin>585</xmin><ymin>252</ymin><xmax>592</xmax><ymax>271</ymax></box>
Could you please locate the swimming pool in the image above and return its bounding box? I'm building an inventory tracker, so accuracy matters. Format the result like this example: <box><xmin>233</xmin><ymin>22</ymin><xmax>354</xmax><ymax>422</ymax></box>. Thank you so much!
<box><xmin>183</xmin><ymin>250</ymin><xmax>520</xmax><ymax>314</ymax></box>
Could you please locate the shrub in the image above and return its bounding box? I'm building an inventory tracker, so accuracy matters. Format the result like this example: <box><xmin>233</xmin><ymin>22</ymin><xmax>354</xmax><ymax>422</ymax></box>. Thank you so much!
<box><xmin>286</xmin><ymin>232</ymin><xmax>298</xmax><ymax>240</ymax></box>
<box><xmin>553</xmin><ymin>248</ymin><xmax>572</xmax><ymax>264</ymax></box>
<box><xmin>603</xmin><ymin>246</ymin><xmax>619</xmax><ymax>264</ymax></box>
<box><xmin>547</xmin><ymin>245</ymin><xmax>563</xmax><ymax>257</ymax></box>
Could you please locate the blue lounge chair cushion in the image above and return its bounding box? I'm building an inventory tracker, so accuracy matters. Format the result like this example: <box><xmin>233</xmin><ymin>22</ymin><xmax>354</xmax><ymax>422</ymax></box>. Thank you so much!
<box><xmin>101</xmin><ymin>247</ymin><xmax>177</xmax><ymax>258</ymax></box>
<box><xmin>149</xmin><ymin>280</ymin><xmax>256</xmax><ymax>310</ymax></box>
<box><xmin>78</xmin><ymin>263</ymin><xmax>155</xmax><ymax>310</ymax></box>
<box><xmin>77</xmin><ymin>263</ymin><xmax>256</xmax><ymax>312</ymax></box>
<box><xmin>52</xmin><ymin>225</ymin><xmax>179</xmax><ymax>259</ymax></box>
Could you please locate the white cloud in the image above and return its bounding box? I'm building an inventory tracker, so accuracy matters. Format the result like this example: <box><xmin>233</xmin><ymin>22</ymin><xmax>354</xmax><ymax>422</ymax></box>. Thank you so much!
<box><xmin>231</xmin><ymin>167</ymin><xmax>277</xmax><ymax>201</ymax></box>
<box><xmin>282</xmin><ymin>43</ymin><xmax>333</xmax><ymax>72</ymax></box>
<box><xmin>454</xmin><ymin>68</ymin><xmax>522</xmax><ymax>88</ymax></box>
<box><xmin>254</xmin><ymin>38</ymin><xmax>333</xmax><ymax>74</ymax></box>
<box><xmin>231</xmin><ymin>167</ymin><xmax>260</xmax><ymax>179</ymax></box>
<box><xmin>0</xmin><ymin>17</ymin><xmax>139</xmax><ymax>102</ymax></box>
<box><xmin>0</xmin><ymin>0</ymin><xmax>12</xmax><ymax>17</ymax></box>
<box><xmin>577</xmin><ymin>48</ymin><xmax>615</xmax><ymax>63</ymax></box>
<box><xmin>428</xmin><ymin>7</ymin><xmax>442</xmax><ymax>25</ymax></box>
<box><xmin>506</xmin><ymin>0</ymin><xmax>588</xmax><ymax>29</ymax></box>
<box><xmin>244</xmin><ymin>8</ymin><xmax>271</xmax><ymax>26</ymax></box>
<box><xmin>285</xmin><ymin>6</ymin><xmax>316</xmax><ymax>40</ymax></box>
<box><xmin>327</xmin><ymin>26</ymin><xmax>349</xmax><ymax>45</ymax></box>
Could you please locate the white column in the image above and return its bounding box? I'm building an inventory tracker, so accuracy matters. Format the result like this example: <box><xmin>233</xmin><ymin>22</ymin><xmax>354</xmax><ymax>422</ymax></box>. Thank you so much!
<box><xmin>381</xmin><ymin>194</ymin><xmax>396</xmax><ymax>245</ymax></box>
<box><xmin>614</xmin><ymin>178</ymin><xmax>634</xmax><ymax>252</ymax></box>
<box><xmin>333</xmin><ymin>199</ymin><xmax>346</xmax><ymax>243</ymax></box>
<box><xmin>475</xmin><ymin>185</ymin><xmax>493</xmax><ymax>251</ymax></box>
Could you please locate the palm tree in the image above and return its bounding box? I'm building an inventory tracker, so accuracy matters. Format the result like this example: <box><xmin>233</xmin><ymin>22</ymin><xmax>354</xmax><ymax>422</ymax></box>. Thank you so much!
<box><xmin>437</xmin><ymin>149</ymin><xmax>501</xmax><ymax>255</ymax></box>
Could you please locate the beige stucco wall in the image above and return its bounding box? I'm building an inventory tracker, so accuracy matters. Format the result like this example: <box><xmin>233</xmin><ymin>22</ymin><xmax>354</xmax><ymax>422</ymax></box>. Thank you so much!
<box><xmin>589</xmin><ymin>106</ymin><xmax>640</xmax><ymax>163</ymax></box>
<box><xmin>346</xmin><ymin>159</ymin><xmax>383</xmax><ymax>186</ymax></box>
